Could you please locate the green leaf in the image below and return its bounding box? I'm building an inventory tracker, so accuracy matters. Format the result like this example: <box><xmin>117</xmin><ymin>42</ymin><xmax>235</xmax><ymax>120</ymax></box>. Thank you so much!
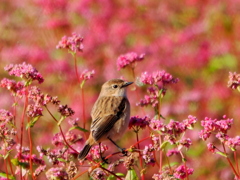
<box><xmin>11</xmin><ymin>158</ymin><xmax>19</xmax><ymax>166</ymax></box>
<box><xmin>58</xmin><ymin>116</ymin><xmax>65</xmax><ymax>126</ymax></box>
<box><xmin>160</xmin><ymin>141</ymin><xmax>169</xmax><ymax>150</ymax></box>
<box><xmin>80</xmin><ymin>80</ymin><xmax>86</xmax><ymax>89</ymax></box>
<box><xmin>0</xmin><ymin>172</ymin><xmax>16</xmax><ymax>180</ymax></box>
<box><xmin>58</xmin><ymin>158</ymin><xmax>67</xmax><ymax>162</ymax></box>
<box><xmin>216</xmin><ymin>151</ymin><xmax>228</xmax><ymax>158</ymax></box>
<box><xmin>125</xmin><ymin>169</ymin><xmax>138</xmax><ymax>180</ymax></box>
<box><xmin>3</xmin><ymin>150</ymin><xmax>13</xmax><ymax>159</ymax></box>
<box><xmin>11</xmin><ymin>158</ymin><xmax>29</xmax><ymax>168</ymax></box>
<box><xmin>107</xmin><ymin>173</ymin><xmax>125</xmax><ymax>180</ymax></box>
<box><xmin>69</xmin><ymin>126</ymin><xmax>88</xmax><ymax>132</ymax></box>
<box><xmin>26</xmin><ymin>116</ymin><xmax>41</xmax><ymax>129</ymax></box>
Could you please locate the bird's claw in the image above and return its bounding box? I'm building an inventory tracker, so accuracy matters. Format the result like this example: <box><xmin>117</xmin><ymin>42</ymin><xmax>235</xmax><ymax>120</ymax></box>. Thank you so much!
<box><xmin>101</xmin><ymin>156</ymin><xmax>110</xmax><ymax>164</ymax></box>
<box><xmin>120</xmin><ymin>148</ymin><xmax>128</xmax><ymax>157</ymax></box>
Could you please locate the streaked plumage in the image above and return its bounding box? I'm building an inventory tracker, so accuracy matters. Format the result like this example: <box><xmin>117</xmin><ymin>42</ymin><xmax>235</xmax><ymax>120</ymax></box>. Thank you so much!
<box><xmin>79</xmin><ymin>79</ymin><xmax>132</xmax><ymax>160</ymax></box>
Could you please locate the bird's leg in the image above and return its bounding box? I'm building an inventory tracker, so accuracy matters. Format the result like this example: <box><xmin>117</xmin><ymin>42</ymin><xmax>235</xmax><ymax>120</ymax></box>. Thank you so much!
<box><xmin>107</xmin><ymin>137</ymin><xmax>128</xmax><ymax>156</ymax></box>
<box><xmin>99</xmin><ymin>143</ymin><xmax>109</xmax><ymax>164</ymax></box>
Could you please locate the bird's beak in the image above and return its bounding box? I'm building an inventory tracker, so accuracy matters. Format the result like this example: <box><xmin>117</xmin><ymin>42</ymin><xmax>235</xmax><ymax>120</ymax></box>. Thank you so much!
<box><xmin>122</xmin><ymin>81</ymin><xmax>133</xmax><ymax>87</ymax></box>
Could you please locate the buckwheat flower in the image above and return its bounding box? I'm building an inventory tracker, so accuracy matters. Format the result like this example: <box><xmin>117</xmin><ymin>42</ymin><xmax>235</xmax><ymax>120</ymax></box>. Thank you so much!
<box><xmin>182</xmin><ymin>115</ymin><xmax>197</xmax><ymax>129</ymax></box>
<box><xmin>0</xmin><ymin>78</ymin><xmax>25</xmax><ymax>95</ymax></box>
<box><xmin>68</xmin><ymin>118</ymin><xmax>79</xmax><ymax>126</ymax></box>
<box><xmin>56</xmin><ymin>33</ymin><xmax>84</xmax><ymax>53</ymax></box>
<box><xmin>129</xmin><ymin>115</ymin><xmax>149</xmax><ymax>130</ymax></box>
<box><xmin>28</xmin><ymin>86</ymin><xmax>43</xmax><ymax>103</ymax></box>
<box><xmin>58</xmin><ymin>105</ymin><xmax>75</xmax><ymax>117</ymax></box>
<box><xmin>166</xmin><ymin>149</ymin><xmax>180</xmax><ymax>157</ymax></box>
<box><xmin>174</xmin><ymin>165</ymin><xmax>194</xmax><ymax>179</ymax></box>
<box><xmin>34</xmin><ymin>165</ymin><xmax>46</xmax><ymax>177</ymax></box>
<box><xmin>216</xmin><ymin>132</ymin><xmax>229</xmax><ymax>142</ymax></box>
<box><xmin>26</xmin><ymin>104</ymin><xmax>43</xmax><ymax>118</ymax></box>
<box><xmin>0</xmin><ymin>109</ymin><xmax>14</xmax><ymax>123</ymax></box>
<box><xmin>65</xmin><ymin>131</ymin><xmax>82</xmax><ymax>143</ymax></box>
<box><xmin>179</xmin><ymin>138</ymin><xmax>192</xmax><ymax>149</ymax></box>
<box><xmin>166</xmin><ymin>120</ymin><xmax>185</xmax><ymax>135</ymax></box>
<box><xmin>4</xmin><ymin>62</ymin><xmax>44</xmax><ymax>84</ymax></box>
<box><xmin>66</xmin><ymin>162</ymin><xmax>78</xmax><ymax>179</ymax></box>
<box><xmin>142</xmin><ymin>144</ymin><xmax>155</xmax><ymax>166</ymax></box>
<box><xmin>228</xmin><ymin>72</ymin><xmax>240</xmax><ymax>89</ymax></box>
<box><xmin>207</xmin><ymin>143</ymin><xmax>216</xmax><ymax>153</ymax></box>
<box><xmin>199</xmin><ymin>130</ymin><xmax>211</xmax><ymax>141</ymax></box>
<box><xmin>137</xmin><ymin>87</ymin><xmax>159</xmax><ymax>107</ymax></box>
<box><xmin>46</xmin><ymin>167</ymin><xmax>68</xmax><ymax>180</ymax></box>
<box><xmin>140</xmin><ymin>70</ymin><xmax>178</xmax><ymax>87</ymax></box>
<box><xmin>225</xmin><ymin>136</ymin><xmax>240</xmax><ymax>151</ymax></box>
<box><xmin>52</xmin><ymin>133</ymin><xmax>64</xmax><ymax>146</ymax></box>
<box><xmin>89</xmin><ymin>168</ymin><xmax>107</xmax><ymax>180</ymax></box>
<box><xmin>86</xmin><ymin>144</ymin><xmax>108</xmax><ymax>161</ymax></box>
<box><xmin>215</xmin><ymin>118</ymin><xmax>233</xmax><ymax>133</ymax></box>
<box><xmin>149</xmin><ymin>119</ymin><xmax>164</xmax><ymax>131</ymax></box>
<box><xmin>117</xmin><ymin>52</ymin><xmax>145</xmax><ymax>70</ymax></box>
<box><xmin>79</xmin><ymin>69</ymin><xmax>95</xmax><ymax>81</ymax></box>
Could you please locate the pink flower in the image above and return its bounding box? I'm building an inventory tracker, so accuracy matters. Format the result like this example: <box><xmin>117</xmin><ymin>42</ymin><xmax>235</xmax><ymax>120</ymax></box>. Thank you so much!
<box><xmin>4</xmin><ymin>63</ymin><xmax>44</xmax><ymax>84</ymax></box>
<box><xmin>225</xmin><ymin>136</ymin><xmax>240</xmax><ymax>151</ymax></box>
<box><xmin>0</xmin><ymin>78</ymin><xmax>24</xmax><ymax>95</ymax></box>
<box><xmin>140</xmin><ymin>70</ymin><xmax>178</xmax><ymax>87</ymax></box>
<box><xmin>58</xmin><ymin>105</ymin><xmax>75</xmax><ymax>117</ymax></box>
<box><xmin>117</xmin><ymin>52</ymin><xmax>145</xmax><ymax>70</ymax></box>
<box><xmin>228</xmin><ymin>72</ymin><xmax>240</xmax><ymax>89</ymax></box>
<box><xmin>207</xmin><ymin>143</ymin><xmax>216</xmax><ymax>153</ymax></box>
<box><xmin>174</xmin><ymin>165</ymin><xmax>194</xmax><ymax>179</ymax></box>
<box><xmin>129</xmin><ymin>115</ymin><xmax>149</xmax><ymax>130</ymax></box>
<box><xmin>166</xmin><ymin>149</ymin><xmax>180</xmax><ymax>157</ymax></box>
<box><xmin>149</xmin><ymin>119</ymin><xmax>164</xmax><ymax>131</ymax></box>
<box><xmin>56</xmin><ymin>33</ymin><xmax>84</xmax><ymax>53</ymax></box>
<box><xmin>79</xmin><ymin>69</ymin><xmax>95</xmax><ymax>81</ymax></box>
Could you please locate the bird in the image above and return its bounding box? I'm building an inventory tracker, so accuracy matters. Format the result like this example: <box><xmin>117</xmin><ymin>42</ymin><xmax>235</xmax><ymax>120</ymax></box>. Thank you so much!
<box><xmin>78</xmin><ymin>79</ymin><xmax>133</xmax><ymax>161</ymax></box>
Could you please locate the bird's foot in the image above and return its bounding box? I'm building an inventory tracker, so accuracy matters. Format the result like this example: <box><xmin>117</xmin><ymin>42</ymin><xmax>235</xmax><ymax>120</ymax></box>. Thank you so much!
<box><xmin>100</xmin><ymin>156</ymin><xmax>109</xmax><ymax>164</ymax></box>
<box><xmin>120</xmin><ymin>148</ymin><xmax>128</xmax><ymax>157</ymax></box>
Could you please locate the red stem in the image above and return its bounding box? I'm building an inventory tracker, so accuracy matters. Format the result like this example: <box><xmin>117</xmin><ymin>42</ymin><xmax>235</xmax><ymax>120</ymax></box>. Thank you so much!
<box><xmin>4</xmin><ymin>149</ymin><xmax>9</xmax><ymax>179</ymax></box>
<box><xmin>27</xmin><ymin>116</ymin><xmax>36</xmax><ymax>180</ymax></box>
<box><xmin>81</xmin><ymin>87</ymin><xmax>86</xmax><ymax>129</ymax></box>
<box><xmin>59</xmin><ymin>125</ymin><xmax>79</xmax><ymax>154</ymax></box>
<box><xmin>44</xmin><ymin>105</ymin><xmax>78</xmax><ymax>154</ymax></box>
<box><xmin>234</xmin><ymin>151</ymin><xmax>240</xmax><ymax>175</ymax></box>
<box><xmin>132</xmin><ymin>136</ymin><xmax>151</xmax><ymax>147</ymax></box>
<box><xmin>71</xmin><ymin>169</ymin><xmax>88</xmax><ymax>180</ymax></box>
<box><xmin>135</xmin><ymin>131</ymin><xmax>144</xmax><ymax>180</ymax></box>
<box><xmin>222</xmin><ymin>143</ymin><xmax>239</xmax><ymax>178</ymax></box>
<box><xmin>8</xmin><ymin>156</ymin><xmax>14</xmax><ymax>175</ymax></box>
<box><xmin>19</xmin><ymin>88</ymin><xmax>29</xmax><ymax>180</ymax></box>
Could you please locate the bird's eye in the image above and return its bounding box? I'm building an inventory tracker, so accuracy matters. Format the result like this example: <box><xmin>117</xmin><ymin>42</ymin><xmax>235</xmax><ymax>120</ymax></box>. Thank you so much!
<box><xmin>112</xmin><ymin>85</ymin><xmax>118</xmax><ymax>89</ymax></box>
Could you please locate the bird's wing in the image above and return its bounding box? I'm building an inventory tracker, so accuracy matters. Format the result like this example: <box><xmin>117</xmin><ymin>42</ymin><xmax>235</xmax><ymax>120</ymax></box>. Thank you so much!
<box><xmin>90</xmin><ymin>96</ymin><xmax>127</xmax><ymax>141</ymax></box>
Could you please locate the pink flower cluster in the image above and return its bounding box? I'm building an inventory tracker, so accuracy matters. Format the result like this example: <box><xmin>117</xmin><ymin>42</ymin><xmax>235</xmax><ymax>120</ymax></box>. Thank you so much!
<box><xmin>128</xmin><ymin>115</ymin><xmax>149</xmax><ymax>130</ymax></box>
<box><xmin>80</xmin><ymin>69</ymin><xmax>95</xmax><ymax>81</ymax></box>
<box><xmin>4</xmin><ymin>62</ymin><xmax>44</xmax><ymax>84</ymax></box>
<box><xmin>140</xmin><ymin>70</ymin><xmax>178</xmax><ymax>87</ymax></box>
<box><xmin>137</xmin><ymin>87</ymin><xmax>159</xmax><ymax>107</ymax></box>
<box><xmin>56</xmin><ymin>33</ymin><xmax>84</xmax><ymax>53</ymax></box>
<box><xmin>149</xmin><ymin>115</ymin><xmax>197</xmax><ymax>145</ymax></box>
<box><xmin>200</xmin><ymin>115</ymin><xmax>240</xmax><ymax>151</ymax></box>
<box><xmin>173</xmin><ymin>165</ymin><xmax>194</xmax><ymax>179</ymax></box>
<box><xmin>117</xmin><ymin>52</ymin><xmax>145</xmax><ymax>70</ymax></box>
<box><xmin>0</xmin><ymin>78</ymin><xmax>24</xmax><ymax>95</ymax></box>
<box><xmin>142</xmin><ymin>144</ymin><xmax>155</xmax><ymax>166</ymax></box>
<box><xmin>199</xmin><ymin>115</ymin><xmax>233</xmax><ymax>141</ymax></box>
<box><xmin>228</xmin><ymin>72</ymin><xmax>240</xmax><ymax>89</ymax></box>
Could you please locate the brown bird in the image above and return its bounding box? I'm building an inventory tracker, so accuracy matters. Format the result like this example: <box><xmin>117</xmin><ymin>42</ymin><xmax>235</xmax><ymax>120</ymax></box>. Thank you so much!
<box><xmin>79</xmin><ymin>79</ymin><xmax>132</xmax><ymax>160</ymax></box>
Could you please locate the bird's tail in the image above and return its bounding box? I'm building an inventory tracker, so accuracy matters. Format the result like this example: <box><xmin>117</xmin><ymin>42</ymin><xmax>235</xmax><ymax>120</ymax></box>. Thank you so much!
<box><xmin>79</xmin><ymin>143</ymin><xmax>92</xmax><ymax>160</ymax></box>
